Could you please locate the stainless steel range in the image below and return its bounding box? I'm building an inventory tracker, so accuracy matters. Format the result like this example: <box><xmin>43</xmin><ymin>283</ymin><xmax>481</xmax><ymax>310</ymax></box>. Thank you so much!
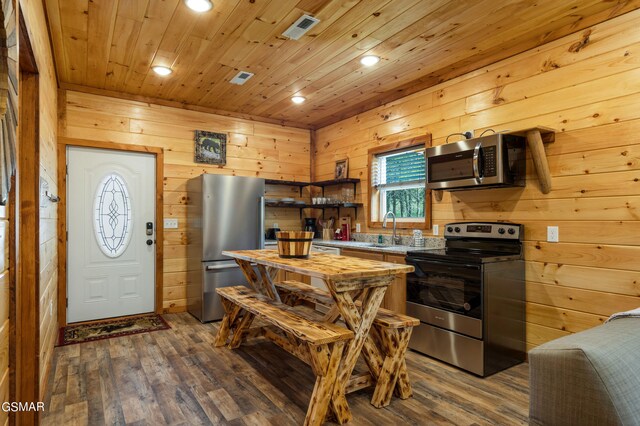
<box><xmin>405</xmin><ymin>222</ymin><xmax>525</xmax><ymax>377</ymax></box>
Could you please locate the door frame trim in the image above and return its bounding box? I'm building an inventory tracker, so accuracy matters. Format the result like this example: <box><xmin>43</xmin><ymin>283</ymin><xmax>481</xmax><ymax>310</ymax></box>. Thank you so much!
<box><xmin>13</xmin><ymin>8</ymin><xmax>41</xmax><ymax>422</ymax></box>
<box><xmin>57</xmin><ymin>137</ymin><xmax>164</xmax><ymax>326</ymax></box>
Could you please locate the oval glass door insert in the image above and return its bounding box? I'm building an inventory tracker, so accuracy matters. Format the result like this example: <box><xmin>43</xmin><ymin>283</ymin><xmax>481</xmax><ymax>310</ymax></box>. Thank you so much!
<box><xmin>93</xmin><ymin>173</ymin><xmax>133</xmax><ymax>258</ymax></box>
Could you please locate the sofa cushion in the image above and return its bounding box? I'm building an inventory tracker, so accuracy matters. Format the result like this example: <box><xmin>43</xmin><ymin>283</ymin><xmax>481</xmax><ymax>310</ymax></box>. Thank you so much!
<box><xmin>529</xmin><ymin>318</ymin><xmax>640</xmax><ymax>426</ymax></box>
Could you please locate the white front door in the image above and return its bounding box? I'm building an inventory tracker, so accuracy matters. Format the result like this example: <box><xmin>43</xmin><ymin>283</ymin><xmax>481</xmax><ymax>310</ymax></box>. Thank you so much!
<box><xmin>67</xmin><ymin>146</ymin><xmax>156</xmax><ymax>323</ymax></box>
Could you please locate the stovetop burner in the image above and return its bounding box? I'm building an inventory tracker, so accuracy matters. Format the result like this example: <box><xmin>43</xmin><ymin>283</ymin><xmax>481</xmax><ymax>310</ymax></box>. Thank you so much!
<box><xmin>408</xmin><ymin>222</ymin><xmax>523</xmax><ymax>263</ymax></box>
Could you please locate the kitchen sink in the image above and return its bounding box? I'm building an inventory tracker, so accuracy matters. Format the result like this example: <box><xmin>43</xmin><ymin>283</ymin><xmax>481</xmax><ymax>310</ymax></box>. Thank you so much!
<box><xmin>360</xmin><ymin>243</ymin><xmax>391</xmax><ymax>248</ymax></box>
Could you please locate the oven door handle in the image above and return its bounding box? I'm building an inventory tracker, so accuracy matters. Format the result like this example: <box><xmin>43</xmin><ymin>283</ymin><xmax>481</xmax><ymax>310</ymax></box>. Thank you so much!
<box><xmin>406</xmin><ymin>257</ymin><xmax>481</xmax><ymax>270</ymax></box>
<box><xmin>472</xmin><ymin>142</ymin><xmax>483</xmax><ymax>183</ymax></box>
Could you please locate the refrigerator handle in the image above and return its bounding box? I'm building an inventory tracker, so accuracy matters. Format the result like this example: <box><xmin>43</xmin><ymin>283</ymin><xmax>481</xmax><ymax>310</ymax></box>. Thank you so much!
<box><xmin>258</xmin><ymin>196</ymin><xmax>265</xmax><ymax>249</ymax></box>
<box><xmin>206</xmin><ymin>262</ymin><xmax>258</xmax><ymax>271</ymax></box>
<box><xmin>206</xmin><ymin>262</ymin><xmax>239</xmax><ymax>271</ymax></box>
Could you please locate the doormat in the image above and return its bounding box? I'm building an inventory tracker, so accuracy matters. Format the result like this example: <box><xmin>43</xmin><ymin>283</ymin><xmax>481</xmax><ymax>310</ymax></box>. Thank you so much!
<box><xmin>57</xmin><ymin>313</ymin><xmax>170</xmax><ymax>346</ymax></box>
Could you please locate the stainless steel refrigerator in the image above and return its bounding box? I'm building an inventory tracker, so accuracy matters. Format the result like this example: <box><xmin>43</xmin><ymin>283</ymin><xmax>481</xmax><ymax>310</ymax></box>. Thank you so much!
<box><xmin>187</xmin><ymin>174</ymin><xmax>265</xmax><ymax>322</ymax></box>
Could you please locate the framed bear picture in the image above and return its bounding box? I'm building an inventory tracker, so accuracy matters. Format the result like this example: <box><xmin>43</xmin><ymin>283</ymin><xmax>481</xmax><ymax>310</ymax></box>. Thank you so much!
<box><xmin>194</xmin><ymin>130</ymin><xmax>227</xmax><ymax>165</ymax></box>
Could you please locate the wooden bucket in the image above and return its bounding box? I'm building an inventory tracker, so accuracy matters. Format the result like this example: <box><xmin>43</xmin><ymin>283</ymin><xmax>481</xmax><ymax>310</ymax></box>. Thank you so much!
<box><xmin>276</xmin><ymin>231</ymin><xmax>314</xmax><ymax>259</ymax></box>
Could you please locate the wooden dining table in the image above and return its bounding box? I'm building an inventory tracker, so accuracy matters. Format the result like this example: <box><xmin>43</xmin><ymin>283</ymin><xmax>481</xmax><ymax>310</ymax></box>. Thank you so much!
<box><xmin>220</xmin><ymin>249</ymin><xmax>414</xmax><ymax>424</ymax></box>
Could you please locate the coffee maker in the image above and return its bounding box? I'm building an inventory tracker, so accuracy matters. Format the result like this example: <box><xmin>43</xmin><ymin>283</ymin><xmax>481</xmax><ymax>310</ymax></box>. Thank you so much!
<box><xmin>304</xmin><ymin>218</ymin><xmax>320</xmax><ymax>238</ymax></box>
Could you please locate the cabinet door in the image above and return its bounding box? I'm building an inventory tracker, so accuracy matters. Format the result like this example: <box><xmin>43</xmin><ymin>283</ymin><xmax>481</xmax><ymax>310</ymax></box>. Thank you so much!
<box><xmin>341</xmin><ymin>248</ymin><xmax>384</xmax><ymax>261</ymax></box>
<box><xmin>340</xmin><ymin>249</ymin><xmax>393</xmax><ymax>310</ymax></box>
<box><xmin>274</xmin><ymin>269</ymin><xmax>310</xmax><ymax>284</ymax></box>
<box><xmin>383</xmin><ymin>254</ymin><xmax>407</xmax><ymax>314</ymax></box>
<box><xmin>285</xmin><ymin>271</ymin><xmax>310</xmax><ymax>284</ymax></box>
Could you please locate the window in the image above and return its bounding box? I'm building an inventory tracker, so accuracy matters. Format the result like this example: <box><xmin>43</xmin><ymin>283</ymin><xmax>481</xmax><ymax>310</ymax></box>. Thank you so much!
<box><xmin>93</xmin><ymin>173</ymin><xmax>133</xmax><ymax>258</ymax></box>
<box><xmin>374</xmin><ymin>148</ymin><xmax>426</xmax><ymax>219</ymax></box>
<box><xmin>368</xmin><ymin>135</ymin><xmax>432</xmax><ymax>229</ymax></box>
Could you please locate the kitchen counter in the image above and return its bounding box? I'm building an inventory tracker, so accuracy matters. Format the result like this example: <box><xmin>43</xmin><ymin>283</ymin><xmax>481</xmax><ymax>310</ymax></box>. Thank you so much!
<box><xmin>312</xmin><ymin>240</ymin><xmax>417</xmax><ymax>255</ymax></box>
<box><xmin>265</xmin><ymin>238</ymin><xmax>444</xmax><ymax>255</ymax></box>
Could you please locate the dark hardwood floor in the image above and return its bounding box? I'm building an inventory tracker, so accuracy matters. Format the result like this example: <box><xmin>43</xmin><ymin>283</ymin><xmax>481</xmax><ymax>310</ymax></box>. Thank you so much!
<box><xmin>42</xmin><ymin>313</ymin><xmax>530</xmax><ymax>425</ymax></box>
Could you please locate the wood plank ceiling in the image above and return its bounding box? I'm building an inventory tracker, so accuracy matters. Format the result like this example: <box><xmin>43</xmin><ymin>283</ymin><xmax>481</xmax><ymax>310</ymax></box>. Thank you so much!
<box><xmin>44</xmin><ymin>0</ymin><xmax>640</xmax><ymax>129</ymax></box>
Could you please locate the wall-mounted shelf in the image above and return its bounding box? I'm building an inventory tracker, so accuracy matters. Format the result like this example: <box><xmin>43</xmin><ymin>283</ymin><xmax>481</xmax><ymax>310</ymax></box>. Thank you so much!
<box><xmin>265</xmin><ymin>201</ymin><xmax>307</xmax><ymax>219</ymax></box>
<box><xmin>265</xmin><ymin>200</ymin><xmax>363</xmax><ymax>218</ymax></box>
<box><xmin>308</xmin><ymin>178</ymin><xmax>360</xmax><ymax>197</ymax></box>
<box><xmin>265</xmin><ymin>179</ymin><xmax>309</xmax><ymax>197</ymax></box>
<box><xmin>265</xmin><ymin>178</ymin><xmax>361</xmax><ymax>218</ymax></box>
<box><xmin>310</xmin><ymin>203</ymin><xmax>363</xmax><ymax>219</ymax></box>
<box><xmin>265</xmin><ymin>201</ymin><xmax>308</xmax><ymax>208</ymax></box>
<box><xmin>266</xmin><ymin>178</ymin><xmax>360</xmax><ymax>197</ymax></box>
<box><xmin>508</xmin><ymin>126</ymin><xmax>555</xmax><ymax>194</ymax></box>
<box><xmin>265</xmin><ymin>179</ymin><xmax>310</xmax><ymax>187</ymax></box>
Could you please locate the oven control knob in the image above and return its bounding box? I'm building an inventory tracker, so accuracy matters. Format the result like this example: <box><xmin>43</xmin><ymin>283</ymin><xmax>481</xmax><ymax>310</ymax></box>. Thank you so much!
<box><xmin>498</xmin><ymin>228</ymin><xmax>506</xmax><ymax>234</ymax></box>
<box><xmin>454</xmin><ymin>227</ymin><xmax>461</xmax><ymax>233</ymax></box>
<box><xmin>508</xmin><ymin>228</ymin><xmax>516</xmax><ymax>235</ymax></box>
<box><xmin>447</xmin><ymin>226</ymin><xmax>453</xmax><ymax>233</ymax></box>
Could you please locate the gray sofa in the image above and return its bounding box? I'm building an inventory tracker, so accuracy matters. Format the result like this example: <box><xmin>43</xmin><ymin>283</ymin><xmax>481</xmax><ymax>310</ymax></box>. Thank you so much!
<box><xmin>529</xmin><ymin>317</ymin><xmax>640</xmax><ymax>426</ymax></box>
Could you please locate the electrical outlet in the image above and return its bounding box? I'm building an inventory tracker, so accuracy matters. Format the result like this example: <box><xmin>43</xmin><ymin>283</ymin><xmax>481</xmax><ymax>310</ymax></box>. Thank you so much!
<box><xmin>355</xmin><ymin>223</ymin><xmax>361</xmax><ymax>233</ymax></box>
<box><xmin>464</xmin><ymin>129</ymin><xmax>474</xmax><ymax>139</ymax></box>
<box><xmin>164</xmin><ymin>218</ymin><xmax>178</xmax><ymax>229</ymax></box>
<box><xmin>433</xmin><ymin>224</ymin><xmax>439</xmax><ymax>236</ymax></box>
<box><xmin>273</xmin><ymin>223</ymin><xmax>279</xmax><ymax>229</ymax></box>
<box><xmin>547</xmin><ymin>226</ymin><xmax>559</xmax><ymax>243</ymax></box>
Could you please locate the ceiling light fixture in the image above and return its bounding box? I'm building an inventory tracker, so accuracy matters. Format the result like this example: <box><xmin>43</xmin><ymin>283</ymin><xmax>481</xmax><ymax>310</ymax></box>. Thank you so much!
<box><xmin>291</xmin><ymin>96</ymin><xmax>306</xmax><ymax>104</ymax></box>
<box><xmin>360</xmin><ymin>55</ymin><xmax>380</xmax><ymax>67</ymax></box>
<box><xmin>185</xmin><ymin>0</ymin><xmax>213</xmax><ymax>13</ymax></box>
<box><xmin>152</xmin><ymin>66</ymin><xmax>173</xmax><ymax>76</ymax></box>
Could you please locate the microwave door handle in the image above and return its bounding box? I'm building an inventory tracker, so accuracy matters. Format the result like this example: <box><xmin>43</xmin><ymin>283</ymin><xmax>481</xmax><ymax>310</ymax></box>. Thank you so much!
<box><xmin>472</xmin><ymin>142</ymin><xmax>483</xmax><ymax>183</ymax></box>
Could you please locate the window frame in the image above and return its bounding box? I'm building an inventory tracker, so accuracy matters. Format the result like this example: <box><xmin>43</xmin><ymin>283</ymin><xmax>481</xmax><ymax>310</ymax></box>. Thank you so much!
<box><xmin>367</xmin><ymin>134</ymin><xmax>432</xmax><ymax>230</ymax></box>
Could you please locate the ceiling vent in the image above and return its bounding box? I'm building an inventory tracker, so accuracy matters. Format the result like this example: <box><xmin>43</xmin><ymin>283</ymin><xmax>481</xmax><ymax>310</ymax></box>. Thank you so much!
<box><xmin>229</xmin><ymin>71</ymin><xmax>254</xmax><ymax>85</ymax></box>
<box><xmin>282</xmin><ymin>14</ymin><xmax>320</xmax><ymax>40</ymax></box>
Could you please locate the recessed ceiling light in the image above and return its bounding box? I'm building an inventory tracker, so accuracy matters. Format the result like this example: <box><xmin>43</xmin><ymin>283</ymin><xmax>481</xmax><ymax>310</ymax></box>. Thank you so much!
<box><xmin>152</xmin><ymin>66</ymin><xmax>173</xmax><ymax>76</ymax></box>
<box><xmin>291</xmin><ymin>96</ymin><xmax>306</xmax><ymax>104</ymax></box>
<box><xmin>185</xmin><ymin>0</ymin><xmax>213</xmax><ymax>13</ymax></box>
<box><xmin>360</xmin><ymin>55</ymin><xmax>380</xmax><ymax>66</ymax></box>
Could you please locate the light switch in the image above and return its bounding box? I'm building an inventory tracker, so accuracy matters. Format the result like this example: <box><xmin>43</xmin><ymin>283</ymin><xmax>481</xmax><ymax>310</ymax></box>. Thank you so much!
<box><xmin>40</xmin><ymin>177</ymin><xmax>49</xmax><ymax>208</ymax></box>
<box><xmin>164</xmin><ymin>218</ymin><xmax>178</xmax><ymax>229</ymax></box>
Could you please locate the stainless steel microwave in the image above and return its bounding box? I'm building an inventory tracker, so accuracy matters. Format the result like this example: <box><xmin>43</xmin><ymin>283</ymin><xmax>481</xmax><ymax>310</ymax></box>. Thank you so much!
<box><xmin>426</xmin><ymin>133</ymin><xmax>526</xmax><ymax>191</ymax></box>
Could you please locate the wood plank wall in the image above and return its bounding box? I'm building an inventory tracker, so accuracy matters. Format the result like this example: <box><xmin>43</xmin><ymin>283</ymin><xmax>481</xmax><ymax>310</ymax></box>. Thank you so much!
<box><xmin>21</xmin><ymin>0</ymin><xmax>60</xmax><ymax>398</ymax></box>
<box><xmin>59</xmin><ymin>90</ymin><xmax>311</xmax><ymax>313</ymax></box>
<box><xmin>314</xmin><ymin>10</ymin><xmax>640</xmax><ymax>350</ymax></box>
<box><xmin>0</xmin><ymin>0</ymin><xmax>14</xmax><ymax>419</ymax></box>
<box><xmin>0</xmin><ymin>206</ymin><xmax>8</xmax><ymax>423</ymax></box>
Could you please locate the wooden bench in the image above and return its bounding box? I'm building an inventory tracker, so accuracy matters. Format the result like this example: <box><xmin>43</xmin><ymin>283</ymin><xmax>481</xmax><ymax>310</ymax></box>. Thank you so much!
<box><xmin>276</xmin><ymin>280</ymin><xmax>419</xmax><ymax>328</ymax></box>
<box><xmin>275</xmin><ymin>280</ymin><xmax>420</xmax><ymax>408</ymax></box>
<box><xmin>214</xmin><ymin>286</ymin><xmax>353</xmax><ymax>426</ymax></box>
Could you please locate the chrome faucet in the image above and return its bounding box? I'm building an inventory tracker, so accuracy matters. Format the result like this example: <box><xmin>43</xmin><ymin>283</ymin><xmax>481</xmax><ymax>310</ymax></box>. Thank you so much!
<box><xmin>382</xmin><ymin>211</ymin><xmax>402</xmax><ymax>245</ymax></box>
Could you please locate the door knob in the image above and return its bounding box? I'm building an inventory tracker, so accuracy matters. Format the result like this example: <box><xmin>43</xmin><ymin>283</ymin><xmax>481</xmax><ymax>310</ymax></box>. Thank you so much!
<box><xmin>146</xmin><ymin>239</ymin><xmax>153</xmax><ymax>246</ymax></box>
